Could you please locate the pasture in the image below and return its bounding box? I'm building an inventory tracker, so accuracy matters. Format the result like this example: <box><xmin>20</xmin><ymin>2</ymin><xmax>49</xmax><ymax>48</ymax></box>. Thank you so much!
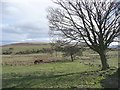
<box><xmin>1</xmin><ymin>43</ymin><xmax>119</xmax><ymax>88</ymax></box>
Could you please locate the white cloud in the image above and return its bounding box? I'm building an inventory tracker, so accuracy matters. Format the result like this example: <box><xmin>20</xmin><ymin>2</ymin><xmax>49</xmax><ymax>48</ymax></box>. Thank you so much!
<box><xmin>2</xmin><ymin>22</ymin><xmax>49</xmax><ymax>42</ymax></box>
<box><xmin>2</xmin><ymin>0</ymin><xmax>55</xmax><ymax>23</ymax></box>
<box><xmin>1</xmin><ymin>0</ymin><xmax>57</xmax><ymax>45</ymax></box>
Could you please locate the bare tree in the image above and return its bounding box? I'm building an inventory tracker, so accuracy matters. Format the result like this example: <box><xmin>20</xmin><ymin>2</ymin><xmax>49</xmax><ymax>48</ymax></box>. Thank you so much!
<box><xmin>47</xmin><ymin>0</ymin><xmax>120</xmax><ymax>70</ymax></box>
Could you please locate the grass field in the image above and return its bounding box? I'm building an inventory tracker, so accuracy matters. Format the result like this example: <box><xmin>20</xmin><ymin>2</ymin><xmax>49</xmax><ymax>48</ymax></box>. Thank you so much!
<box><xmin>2</xmin><ymin>59</ymin><xmax>118</xmax><ymax>88</ymax></box>
<box><xmin>1</xmin><ymin>43</ymin><xmax>119</xmax><ymax>88</ymax></box>
<box><xmin>2</xmin><ymin>55</ymin><xmax>118</xmax><ymax>88</ymax></box>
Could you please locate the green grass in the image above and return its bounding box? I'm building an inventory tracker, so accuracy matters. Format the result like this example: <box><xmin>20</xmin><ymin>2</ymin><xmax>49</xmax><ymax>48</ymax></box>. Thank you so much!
<box><xmin>2</xmin><ymin>43</ymin><xmax>51</xmax><ymax>53</ymax></box>
<box><xmin>2</xmin><ymin>45</ymin><xmax>119</xmax><ymax>88</ymax></box>
<box><xmin>2</xmin><ymin>61</ymin><xmax>97</xmax><ymax>88</ymax></box>
<box><xmin>2</xmin><ymin>59</ymin><xmax>118</xmax><ymax>88</ymax></box>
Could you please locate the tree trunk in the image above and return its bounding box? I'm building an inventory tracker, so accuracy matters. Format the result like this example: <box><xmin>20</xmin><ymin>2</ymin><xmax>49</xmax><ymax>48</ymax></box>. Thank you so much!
<box><xmin>99</xmin><ymin>51</ymin><xmax>109</xmax><ymax>70</ymax></box>
<box><xmin>70</xmin><ymin>53</ymin><xmax>74</xmax><ymax>62</ymax></box>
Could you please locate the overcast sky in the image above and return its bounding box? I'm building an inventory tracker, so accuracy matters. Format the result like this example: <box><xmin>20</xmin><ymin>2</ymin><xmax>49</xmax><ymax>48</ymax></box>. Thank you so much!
<box><xmin>1</xmin><ymin>0</ymin><xmax>118</xmax><ymax>45</ymax></box>
<box><xmin>1</xmin><ymin>0</ymin><xmax>57</xmax><ymax>45</ymax></box>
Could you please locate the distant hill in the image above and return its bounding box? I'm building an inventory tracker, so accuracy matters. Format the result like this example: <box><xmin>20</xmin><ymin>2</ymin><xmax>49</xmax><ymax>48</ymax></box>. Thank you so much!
<box><xmin>2</xmin><ymin>42</ymin><xmax>119</xmax><ymax>49</ymax></box>
<box><xmin>1</xmin><ymin>42</ymin><xmax>52</xmax><ymax>55</ymax></box>
<box><xmin>2</xmin><ymin>42</ymin><xmax>50</xmax><ymax>47</ymax></box>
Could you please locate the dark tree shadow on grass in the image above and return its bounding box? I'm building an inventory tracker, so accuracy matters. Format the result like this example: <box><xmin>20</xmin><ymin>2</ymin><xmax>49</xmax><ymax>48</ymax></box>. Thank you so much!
<box><xmin>2</xmin><ymin>72</ymin><xmax>81</xmax><ymax>88</ymax></box>
<box><xmin>3</xmin><ymin>68</ymin><xmax>118</xmax><ymax>89</ymax></box>
<box><xmin>2</xmin><ymin>70</ymin><xmax>102</xmax><ymax>88</ymax></box>
<box><xmin>100</xmin><ymin>67</ymin><xmax>119</xmax><ymax>89</ymax></box>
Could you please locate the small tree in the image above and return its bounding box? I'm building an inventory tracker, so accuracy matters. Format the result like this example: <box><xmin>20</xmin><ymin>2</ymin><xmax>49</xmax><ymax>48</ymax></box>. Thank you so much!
<box><xmin>62</xmin><ymin>45</ymin><xmax>82</xmax><ymax>62</ymax></box>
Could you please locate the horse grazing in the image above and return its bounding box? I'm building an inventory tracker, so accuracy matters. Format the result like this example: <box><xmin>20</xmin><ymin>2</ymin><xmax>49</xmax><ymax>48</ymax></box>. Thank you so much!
<box><xmin>34</xmin><ymin>60</ymin><xmax>43</xmax><ymax>64</ymax></box>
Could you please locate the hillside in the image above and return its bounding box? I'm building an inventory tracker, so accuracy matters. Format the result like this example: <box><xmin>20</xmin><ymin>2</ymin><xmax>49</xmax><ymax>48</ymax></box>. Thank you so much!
<box><xmin>1</xmin><ymin>42</ymin><xmax>51</xmax><ymax>55</ymax></box>
<box><xmin>2</xmin><ymin>42</ymin><xmax>50</xmax><ymax>47</ymax></box>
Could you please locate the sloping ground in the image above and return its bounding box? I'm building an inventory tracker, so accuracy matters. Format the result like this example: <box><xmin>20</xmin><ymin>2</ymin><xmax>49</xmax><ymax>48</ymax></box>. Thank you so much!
<box><xmin>1</xmin><ymin>42</ymin><xmax>51</xmax><ymax>54</ymax></box>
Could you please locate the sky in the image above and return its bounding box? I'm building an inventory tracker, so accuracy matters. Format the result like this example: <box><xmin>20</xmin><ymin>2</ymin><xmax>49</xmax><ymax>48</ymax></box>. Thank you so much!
<box><xmin>1</xmin><ymin>0</ymin><xmax>57</xmax><ymax>45</ymax></box>
<box><xmin>0</xmin><ymin>0</ymin><xmax>119</xmax><ymax>45</ymax></box>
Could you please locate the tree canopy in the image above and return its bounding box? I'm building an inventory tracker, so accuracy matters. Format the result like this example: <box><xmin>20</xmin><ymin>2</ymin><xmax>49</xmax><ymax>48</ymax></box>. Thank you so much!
<box><xmin>47</xmin><ymin>0</ymin><xmax>120</xmax><ymax>70</ymax></box>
